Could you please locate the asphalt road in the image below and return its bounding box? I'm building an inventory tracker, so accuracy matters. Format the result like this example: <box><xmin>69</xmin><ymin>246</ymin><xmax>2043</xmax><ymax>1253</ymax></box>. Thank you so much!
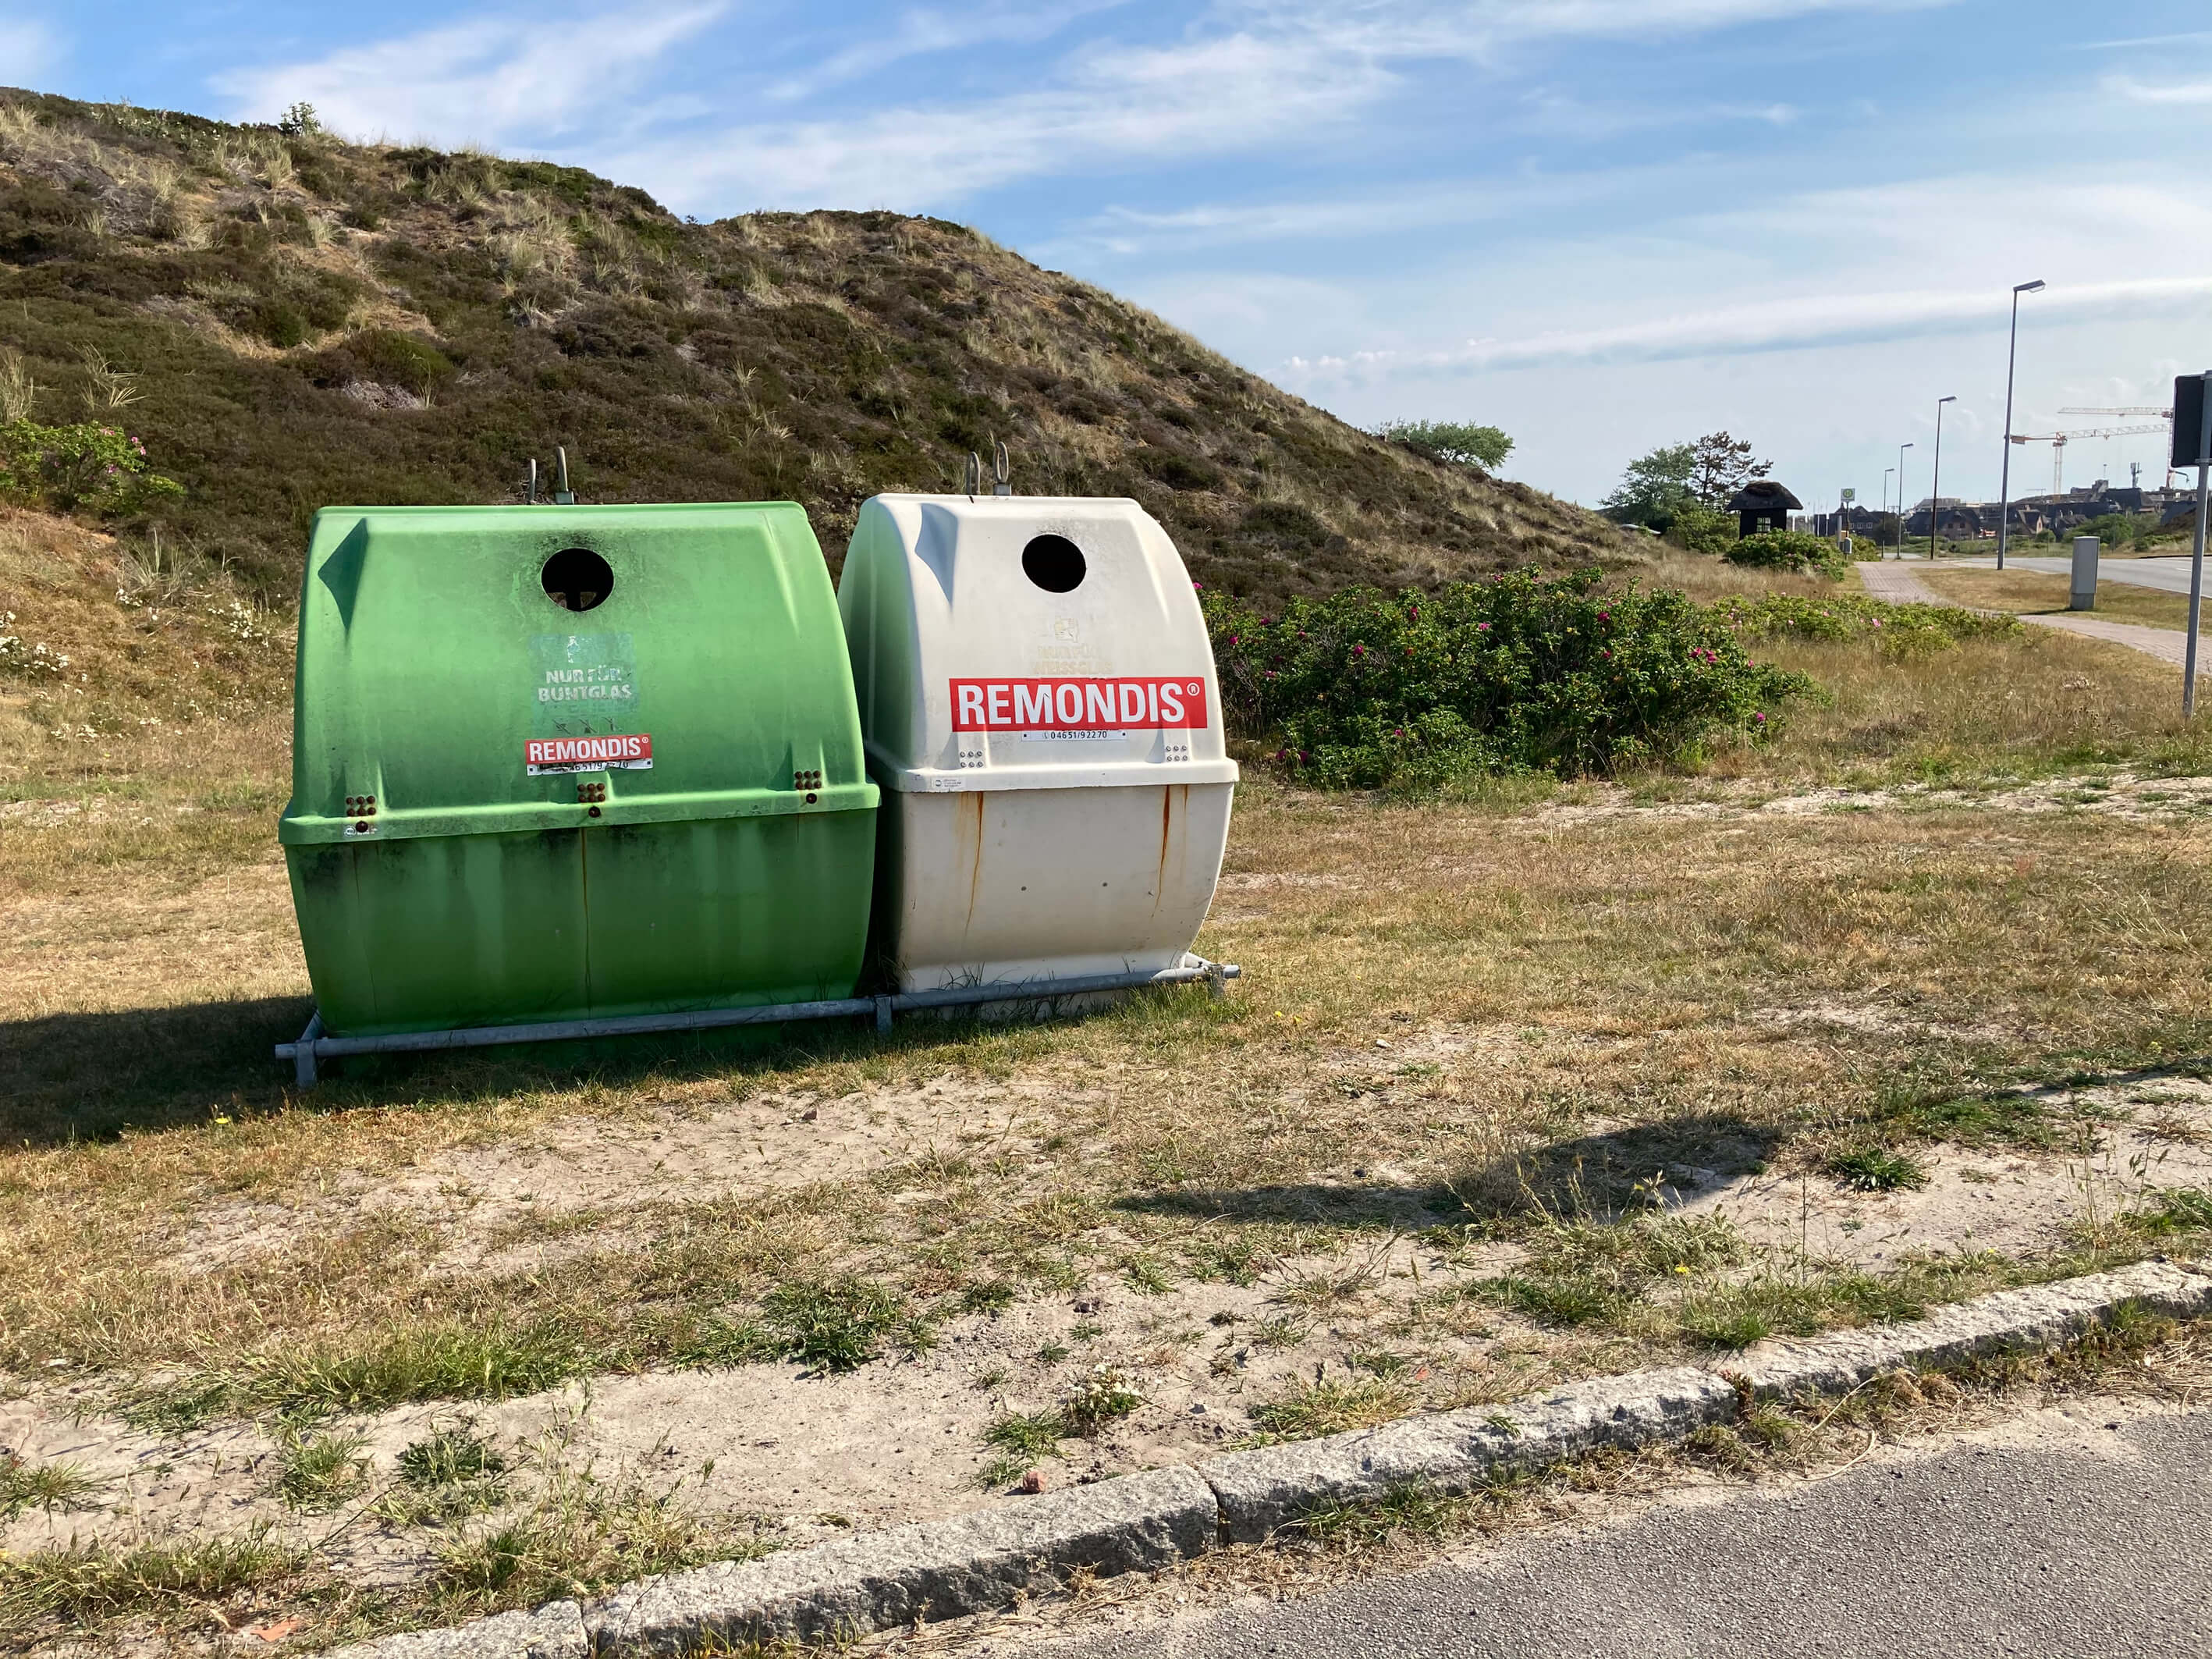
<box><xmin>1044</xmin><ymin>1405</ymin><xmax>2212</xmax><ymax>1659</ymax></box>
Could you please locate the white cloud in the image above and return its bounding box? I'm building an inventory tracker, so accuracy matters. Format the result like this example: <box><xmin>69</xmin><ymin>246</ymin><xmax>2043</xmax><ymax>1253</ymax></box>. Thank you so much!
<box><xmin>210</xmin><ymin>3</ymin><xmax>726</xmax><ymax>145</ymax></box>
<box><xmin>762</xmin><ymin>0</ymin><xmax>1130</xmax><ymax>101</ymax></box>
<box><xmin>612</xmin><ymin>0</ymin><xmax>1938</xmax><ymax>212</ymax></box>
<box><xmin>611</xmin><ymin>29</ymin><xmax>1393</xmax><ymax>210</ymax></box>
<box><xmin>2104</xmin><ymin>73</ymin><xmax>2212</xmax><ymax>105</ymax></box>
<box><xmin>1291</xmin><ymin>275</ymin><xmax>2212</xmax><ymax>380</ymax></box>
<box><xmin>0</xmin><ymin>18</ymin><xmax>60</xmax><ymax>84</ymax></box>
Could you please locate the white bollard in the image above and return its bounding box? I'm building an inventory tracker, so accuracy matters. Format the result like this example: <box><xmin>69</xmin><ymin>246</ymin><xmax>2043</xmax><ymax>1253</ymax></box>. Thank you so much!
<box><xmin>2071</xmin><ymin>535</ymin><xmax>2100</xmax><ymax>612</ymax></box>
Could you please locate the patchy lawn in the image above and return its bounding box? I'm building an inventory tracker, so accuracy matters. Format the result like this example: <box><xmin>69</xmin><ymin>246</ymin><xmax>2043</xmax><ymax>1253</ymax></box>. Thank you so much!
<box><xmin>1919</xmin><ymin>565</ymin><xmax>2196</xmax><ymax>633</ymax></box>
<box><xmin>6</xmin><ymin>526</ymin><xmax>2212</xmax><ymax>1651</ymax></box>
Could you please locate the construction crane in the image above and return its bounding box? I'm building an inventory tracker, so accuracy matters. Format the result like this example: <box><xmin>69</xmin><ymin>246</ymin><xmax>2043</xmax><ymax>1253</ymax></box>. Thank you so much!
<box><xmin>2058</xmin><ymin>408</ymin><xmax>2182</xmax><ymax>486</ymax></box>
<box><xmin>2007</xmin><ymin>425</ymin><xmax>2168</xmax><ymax>498</ymax></box>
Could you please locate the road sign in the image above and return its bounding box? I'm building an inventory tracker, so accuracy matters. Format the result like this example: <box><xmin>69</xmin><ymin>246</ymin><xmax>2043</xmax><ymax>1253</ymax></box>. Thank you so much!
<box><xmin>2174</xmin><ymin>375</ymin><xmax>2212</xmax><ymax>470</ymax></box>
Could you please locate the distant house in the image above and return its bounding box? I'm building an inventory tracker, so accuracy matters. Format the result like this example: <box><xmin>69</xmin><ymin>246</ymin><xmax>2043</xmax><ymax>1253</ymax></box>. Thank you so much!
<box><xmin>1727</xmin><ymin>481</ymin><xmax>1801</xmax><ymax>538</ymax></box>
<box><xmin>1904</xmin><ymin>501</ymin><xmax>1984</xmax><ymax>539</ymax></box>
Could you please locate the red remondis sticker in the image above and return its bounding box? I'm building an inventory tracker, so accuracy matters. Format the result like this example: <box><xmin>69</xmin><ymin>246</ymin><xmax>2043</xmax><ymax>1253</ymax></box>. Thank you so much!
<box><xmin>950</xmin><ymin>677</ymin><xmax>1207</xmax><ymax>732</ymax></box>
<box><xmin>525</xmin><ymin>733</ymin><xmax>654</xmax><ymax>774</ymax></box>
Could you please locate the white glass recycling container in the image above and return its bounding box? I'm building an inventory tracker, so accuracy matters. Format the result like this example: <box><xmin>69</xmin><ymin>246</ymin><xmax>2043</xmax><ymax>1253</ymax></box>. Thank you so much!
<box><xmin>839</xmin><ymin>494</ymin><xmax>1238</xmax><ymax>990</ymax></box>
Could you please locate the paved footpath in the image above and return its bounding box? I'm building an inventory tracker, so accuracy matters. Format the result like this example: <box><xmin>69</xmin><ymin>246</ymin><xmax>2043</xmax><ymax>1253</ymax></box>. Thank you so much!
<box><xmin>1855</xmin><ymin>560</ymin><xmax>2203</xmax><ymax>673</ymax></box>
<box><xmin>1042</xmin><ymin>1403</ymin><xmax>2212</xmax><ymax>1659</ymax></box>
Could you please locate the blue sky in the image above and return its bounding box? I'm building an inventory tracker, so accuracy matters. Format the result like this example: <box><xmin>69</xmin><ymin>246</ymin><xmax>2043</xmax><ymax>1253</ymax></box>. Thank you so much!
<box><xmin>6</xmin><ymin>2</ymin><xmax>2210</xmax><ymax>511</ymax></box>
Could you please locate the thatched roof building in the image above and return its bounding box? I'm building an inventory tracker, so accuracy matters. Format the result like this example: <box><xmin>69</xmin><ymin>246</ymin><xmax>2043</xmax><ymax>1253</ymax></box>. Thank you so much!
<box><xmin>1726</xmin><ymin>481</ymin><xmax>1802</xmax><ymax>538</ymax></box>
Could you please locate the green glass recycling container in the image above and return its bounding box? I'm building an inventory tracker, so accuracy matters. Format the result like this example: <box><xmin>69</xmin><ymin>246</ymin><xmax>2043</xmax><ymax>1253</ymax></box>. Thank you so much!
<box><xmin>279</xmin><ymin>503</ymin><xmax>879</xmax><ymax>1038</ymax></box>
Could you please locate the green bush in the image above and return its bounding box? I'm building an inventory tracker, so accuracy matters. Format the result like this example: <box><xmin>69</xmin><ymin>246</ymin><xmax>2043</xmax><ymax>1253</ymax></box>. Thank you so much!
<box><xmin>0</xmin><ymin>420</ymin><xmax>184</xmax><ymax>517</ymax></box>
<box><xmin>1205</xmin><ymin>569</ymin><xmax>1808</xmax><ymax>787</ymax></box>
<box><xmin>1724</xmin><ymin>529</ymin><xmax>1848</xmax><ymax>577</ymax></box>
<box><xmin>1665</xmin><ymin>501</ymin><xmax>1735</xmax><ymax>554</ymax></box>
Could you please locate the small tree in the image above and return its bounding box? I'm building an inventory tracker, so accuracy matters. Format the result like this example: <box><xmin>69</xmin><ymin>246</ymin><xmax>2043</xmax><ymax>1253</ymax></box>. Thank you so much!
<box><xmin>1688</xmin><ymin>432</ymin><xmax>1771</xmax><ymax>508</ymax></box>
<box><xmin>277</xmin><ymin>102</ymin><xmax>325</xmax><ymax>138</ymax></box>
<box><xmin>1600</xmin><ymin>442</ymin><xmax>1695</xmax><ymax>528</ymax></box>
<box><xmin>1376</xmin><ymin>421</ymin><xmax>1513</xmax><ymax>472</ymax></box>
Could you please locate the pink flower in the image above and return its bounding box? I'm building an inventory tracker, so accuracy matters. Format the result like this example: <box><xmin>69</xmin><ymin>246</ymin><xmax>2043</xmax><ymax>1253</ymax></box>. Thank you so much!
<box><xmin>1753</xmin><ymin>712</ymin><xmax>1766</xmax><ymax>723</ymax></box>
<box><xmin>1476</xmin><ymin>622</ymin><xmax>1490</xmax><ymax>631</ymax></box>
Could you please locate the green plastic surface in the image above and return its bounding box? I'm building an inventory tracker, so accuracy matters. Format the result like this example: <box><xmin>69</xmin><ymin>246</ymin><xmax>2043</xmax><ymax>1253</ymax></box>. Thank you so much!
<box><xmin>281</xmin><ymin>503</ymin><xmax>879</xmax><ymax>1037</ymax></box>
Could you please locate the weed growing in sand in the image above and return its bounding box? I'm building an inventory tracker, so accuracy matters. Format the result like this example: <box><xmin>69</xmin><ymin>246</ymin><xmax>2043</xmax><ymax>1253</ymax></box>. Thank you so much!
<box><xmin>0</xmin><ymin>1528</ymin><xmax>303</xmax><ymax>1631</ymax></box>
<box><xmin>1828</xmin><ymin>1147</ymin><xmax>1931</xmax><ymax>1192</ymax></box>
<box><xmin>398</xmin><ymin>1424</ymin><xmax>509</xmax><ymax>1488</ymax></box>
<box><xmin>0</xmin><ymin>1452</ymin><xmax>107</xmax><ymax>1520</ymax></box>
<box><xmin>1060</xmin><ymin>1366</ymin><xmax>1145</xmax><ymax>1435</ymax></box>
<box><xmin>427</xmin><ymin>1421</ymin><xmax>772</xmax><ymax>1617</ymax></box>
<box><xmin>1288</xmin><ymin>1477</ymin><xmax>1507</xmax><ymax>1547</ymax></box>
<box><xmin>762</xmin><ymin>1277</ymin><xmax>918</xmax><ymax>1373</ymax></box>
<box><xmin>268</xmin><ymin>1427</ymin><xmax>369</xmax><ymax>1512</ymax></box>
<box><xmin>1249</xmin><ymin>1376</ymin><xmax>1415</xmax><ymax>1441</ymax></box>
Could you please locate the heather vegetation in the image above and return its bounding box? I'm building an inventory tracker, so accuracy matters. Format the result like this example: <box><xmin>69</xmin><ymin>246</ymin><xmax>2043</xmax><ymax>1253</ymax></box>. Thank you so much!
<box><xmin>0</xmin><ymin>89</ymin><xmax>1621</xmax><ymax>606</ymax></box>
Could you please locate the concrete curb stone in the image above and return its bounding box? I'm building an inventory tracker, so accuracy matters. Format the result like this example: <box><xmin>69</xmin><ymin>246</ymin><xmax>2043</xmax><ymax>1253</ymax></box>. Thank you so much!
<box><xmin>314</xmin><ymin>1260</ymin><xmax>2209</xmax><ymax>1657</ymax></box>
<box><xmin>587</xmin><ymin>1465</ymin><xmax>1216</xmax><ymax>1654</ymax></box>
<box><xmin>1202</xmin><ymin>1365</ymin><xmax>1734</xmax><ymax>1546</ymax></box>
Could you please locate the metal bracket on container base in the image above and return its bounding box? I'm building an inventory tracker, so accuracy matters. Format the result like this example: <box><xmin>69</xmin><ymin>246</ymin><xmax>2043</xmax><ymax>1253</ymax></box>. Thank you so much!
<box><xmin>277</xmin><ymin>960</ymin><xmax>1241</xmax><ymax>1087</ymax></box>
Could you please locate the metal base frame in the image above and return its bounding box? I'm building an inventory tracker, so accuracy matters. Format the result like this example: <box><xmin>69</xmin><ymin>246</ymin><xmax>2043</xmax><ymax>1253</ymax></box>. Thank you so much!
<box><xmin>276</xmin><ymin>960</ymin><xmax>1240</xmax><ymax>1087</ymax></box>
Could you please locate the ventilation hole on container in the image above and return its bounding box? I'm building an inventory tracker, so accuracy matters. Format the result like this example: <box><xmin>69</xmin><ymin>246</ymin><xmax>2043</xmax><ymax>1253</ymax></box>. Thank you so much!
<box><xmin>1021</xmin><ymin>534</ymin><xmax>1085</xmax><ymax>593</ymax></box>
<box><xmin>542</xmin><ymin>547</ymin><xmax>613</xmax><ymax>612</ymax></box>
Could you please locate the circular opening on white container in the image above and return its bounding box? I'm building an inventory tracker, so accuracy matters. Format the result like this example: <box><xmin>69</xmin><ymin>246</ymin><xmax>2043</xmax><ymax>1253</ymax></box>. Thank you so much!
<box><xmin>542</xmin><ymin>547</ymin><xmax>612</xmax><ymax>611</ymax></box>
<box><xmin>1021</xmin><ymin>534</ymin><xmax>1085</xmax><ymax>593</ymax></box>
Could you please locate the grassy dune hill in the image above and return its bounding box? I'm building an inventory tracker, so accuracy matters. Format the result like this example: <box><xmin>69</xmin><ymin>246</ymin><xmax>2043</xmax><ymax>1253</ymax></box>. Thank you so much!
<box><xmin>0</xmin><ymin>88</ymin><xmax>1625</xmax><ymax>604</ymax></box>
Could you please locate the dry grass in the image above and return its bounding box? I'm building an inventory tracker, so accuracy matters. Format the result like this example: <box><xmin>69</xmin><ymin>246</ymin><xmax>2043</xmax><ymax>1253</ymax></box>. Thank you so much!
<box><xmin>5</xmin><ymin>531</ymin><xmax>2212</xmax><ymax>1642</ymax></box>
<box><xmin>6</xmin><ymin>663</ymin><xmax>2211</xmax><ymax>1394</ymax></box>
<box><xmin>1920</xmin><ymin>567</ymin><xmax>2196</xmax><ymax>632</ymax></box>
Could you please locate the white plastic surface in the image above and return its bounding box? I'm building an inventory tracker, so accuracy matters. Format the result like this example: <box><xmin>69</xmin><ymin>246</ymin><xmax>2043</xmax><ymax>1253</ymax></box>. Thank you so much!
<box><xmin>839</xmin><ymin>494</ymin><xmax>1238</xmax><ymax>989</ymax></box>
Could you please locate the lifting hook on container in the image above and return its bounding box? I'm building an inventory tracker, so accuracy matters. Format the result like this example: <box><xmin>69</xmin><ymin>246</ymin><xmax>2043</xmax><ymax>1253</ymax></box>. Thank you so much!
<box><xmin>524</xmin><ymin>450</ymin><xmax>577</xmax><ymax>505</ymax></box>
<box><xmin>963</xmin><ymin>450</ymin><xmax>982</xmax><ymax>499</ymax></box>
<box><xmin>992</xmin><ymin>437</ymin><xmax>1011</xmax><ymax>496</ymax></box>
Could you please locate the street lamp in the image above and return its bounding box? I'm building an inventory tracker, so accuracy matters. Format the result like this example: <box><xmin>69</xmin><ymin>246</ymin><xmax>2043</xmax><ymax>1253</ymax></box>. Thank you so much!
<box><xmin>1897</xmin><ymin>442</ymin><xmax>1914</xmax><ymax>556</ymax></box>
<box><xmin>1997</xmin><ymin>279</ymin><xmax>2046</xmax><ymax>571</ymax></box>
<box><xmin>1930</xmin><ymin>396</ymin><xmax>1957</xmax><ymax>559</ymax></box>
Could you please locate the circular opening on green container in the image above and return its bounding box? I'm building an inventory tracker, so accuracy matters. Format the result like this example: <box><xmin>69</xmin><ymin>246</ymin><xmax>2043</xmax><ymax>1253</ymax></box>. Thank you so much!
<box><xmin>1021</xmin><ymin>534</ymin><xmax>1085</xmax><ymax>594</ymax></box>
<box><xmin>542</xmin><ymin>547</ymin><xmax>612</xmax><ymax>612</ymax></box>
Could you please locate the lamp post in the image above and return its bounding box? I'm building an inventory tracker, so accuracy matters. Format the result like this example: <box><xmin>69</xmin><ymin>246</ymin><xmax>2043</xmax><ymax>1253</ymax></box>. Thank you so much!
<box><xmin>1897</xmin><ymin>442</ymin><xmax>1913</xmax><ymax>556</ymax></box>
<box><xmin>1997</xmin><ymin>279</ymin><xmax>2046</xmax><ymax>571</ymax></box>
<box><xmin>1930</xmin><ymin>396</ymin><xmax>1956</xmax><ymax>559</ymax></box>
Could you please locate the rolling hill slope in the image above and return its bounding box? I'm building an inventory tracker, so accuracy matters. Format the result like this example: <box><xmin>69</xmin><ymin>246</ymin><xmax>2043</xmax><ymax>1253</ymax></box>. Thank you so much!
<box><xmin>0</xmin><ymin>89</ymin><xmax>1627</xmax><ymax>604</ymax></box>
